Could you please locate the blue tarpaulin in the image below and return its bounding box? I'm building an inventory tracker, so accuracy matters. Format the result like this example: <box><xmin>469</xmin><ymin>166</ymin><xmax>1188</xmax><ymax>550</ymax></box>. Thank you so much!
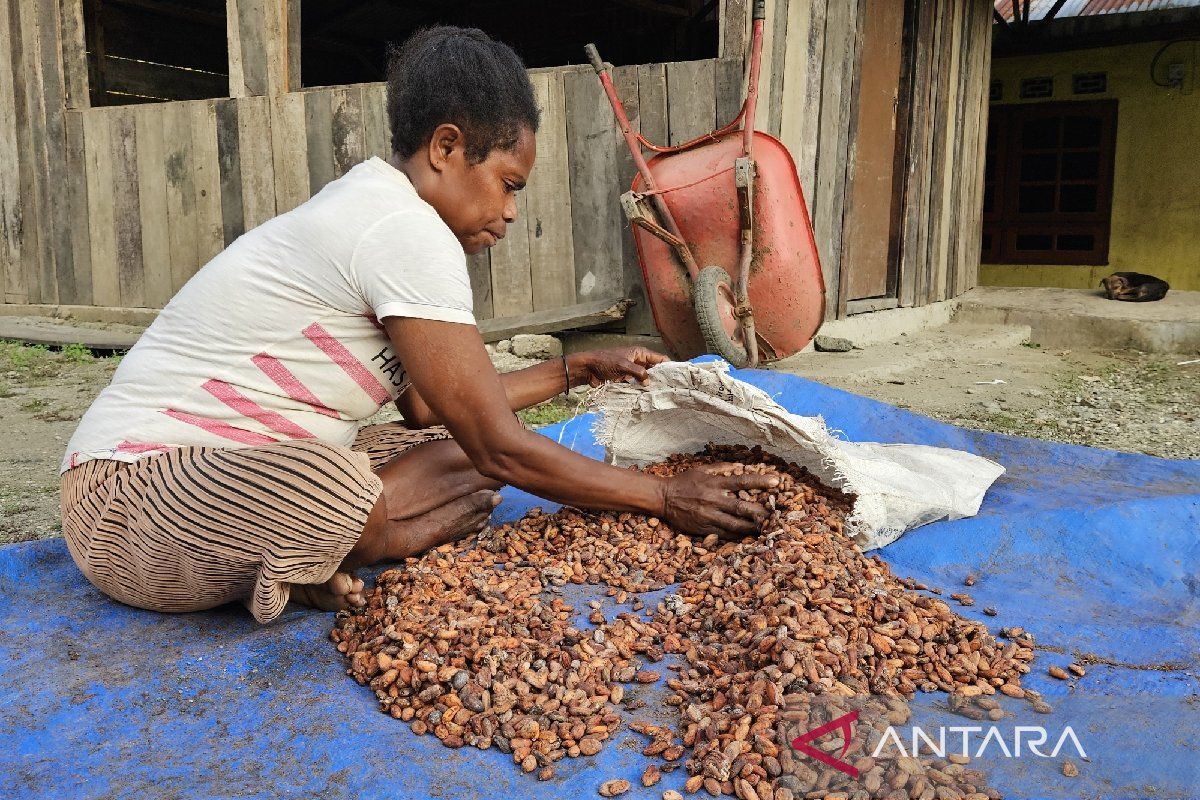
<box><xmin>2</xmin><ymin>365</ymin><xmax>1198</xmax><ymax>800</ymax></box>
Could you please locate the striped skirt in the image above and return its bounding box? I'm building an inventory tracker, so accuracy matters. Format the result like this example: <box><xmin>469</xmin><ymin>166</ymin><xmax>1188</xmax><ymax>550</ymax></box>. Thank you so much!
<box><xmin>60</xmin><ymin>423</ymin><xmax>448</xmax><ymax>624</ymax></box>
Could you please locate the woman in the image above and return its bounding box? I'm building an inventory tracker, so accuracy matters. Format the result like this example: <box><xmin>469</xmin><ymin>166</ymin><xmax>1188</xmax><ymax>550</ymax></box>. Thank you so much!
<box><xmin>60</xmin><ymin>26</ymin><xmax>774</xmax><ymax>624</ymax></box>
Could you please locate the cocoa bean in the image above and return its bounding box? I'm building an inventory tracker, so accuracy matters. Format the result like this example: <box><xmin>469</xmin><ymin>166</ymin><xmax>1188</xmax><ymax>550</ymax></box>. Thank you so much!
<box><xmin>599</xmin><ymin>779</ymin><xmax>631</xmax><ymax>796</ymax></box>
<box><xmin>579</xmin><ymin>737</ymin><xmax>603</xmax><ymax>756</ymax></box>
<box><xmin>332</xmin><ymin>446</ymin><xmax>1031</xmax><ymax>800</ymax></box>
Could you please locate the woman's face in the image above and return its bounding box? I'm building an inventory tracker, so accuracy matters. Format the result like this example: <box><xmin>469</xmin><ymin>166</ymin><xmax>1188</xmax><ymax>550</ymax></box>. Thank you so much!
<box><xmin>422</xmin><ymin>125</ymin><xmax>537</xmax><ymax>256</ymax></box>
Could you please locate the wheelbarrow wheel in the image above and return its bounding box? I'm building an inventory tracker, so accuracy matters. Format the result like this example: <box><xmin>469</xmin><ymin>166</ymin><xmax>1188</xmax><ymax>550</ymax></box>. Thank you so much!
<box><xmin>693</xmin><ymin>266</ymin><xmax>750</xmax><ymax>368</ymax></box>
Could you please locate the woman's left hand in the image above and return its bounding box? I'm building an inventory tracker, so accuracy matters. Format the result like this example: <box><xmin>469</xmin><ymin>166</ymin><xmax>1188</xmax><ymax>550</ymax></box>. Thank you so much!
<box><xmin>570</xmin><ymin>347</ymin><xmax>669</xmax><ymax>388</ymax></box>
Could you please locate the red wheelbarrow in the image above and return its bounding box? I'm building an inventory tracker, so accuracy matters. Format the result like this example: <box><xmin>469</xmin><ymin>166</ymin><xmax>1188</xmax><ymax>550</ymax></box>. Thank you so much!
<box><xmin>585</xmin><ymin>0</ymin><xmax>824</xmax><ymax>367</ymax></box>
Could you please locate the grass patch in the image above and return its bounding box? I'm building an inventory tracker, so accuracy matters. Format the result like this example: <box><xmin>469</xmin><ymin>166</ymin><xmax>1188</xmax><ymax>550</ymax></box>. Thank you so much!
<box><xmin>60</xmin><ymin>342</ymin><xmax>94</xmax><ymax>363</ymax></box>
<box><xmin>35</xmin><ymin>408</ymin><xmax>78</xmax><ymax>423</ymax></box>
<box><xmin>1</xmin><ymin>500</ymin><xmax>34</xmax><ymax>517</ymax></box>
<box><xmin>976</xmin><ymin>411</ymin><xmax>1026</xmax><ymax>435</ymax></box>
<box><xmin>0</xmin><ymin>340</ymin><xmax>55</xmax><ymax>377</ymax></box>
<box><xmin>15</xmin><ymin>395</ymin><xmax>76</xmax><ymax>422</ymax></box>
<box><xmin>518</xmin><ymin>398</ymin><xmax>577</xmax><ymax>428</ymax></box>
<box><xmin>0</xmin><ymin>340</ymin><xmax>120</xmax><ymax>384</ymax></box>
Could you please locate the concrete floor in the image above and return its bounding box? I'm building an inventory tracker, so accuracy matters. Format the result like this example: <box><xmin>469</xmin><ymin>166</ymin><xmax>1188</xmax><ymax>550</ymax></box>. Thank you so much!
<box><xmin>810</xmin><ymin>286</ymin><xmax>1200</xmax><ymax>355</ymax></box>
<box><xmin>957</xmin><ymin>286</ymin><xmax>1200</xmax><ymax>353</ymax></box>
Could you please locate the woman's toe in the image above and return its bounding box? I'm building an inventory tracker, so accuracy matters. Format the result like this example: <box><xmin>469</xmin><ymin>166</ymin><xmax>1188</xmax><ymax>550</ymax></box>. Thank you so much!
<box><xmin>327</xmin><ymin>572</ymin><xmax>353</xmax><ymax>596</ymax></box>
<box><xmin>341</xmin><ymin>574</ymin><xmax>365</xmax><ymax>606</ymax></box>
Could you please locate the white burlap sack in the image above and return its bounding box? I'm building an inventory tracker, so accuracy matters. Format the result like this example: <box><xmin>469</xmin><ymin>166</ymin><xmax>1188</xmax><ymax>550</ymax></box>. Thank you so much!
<box><xmin>588</xmin><ymin>361</ymin><xmax>1004</xmax><ymax>550</ymax></box>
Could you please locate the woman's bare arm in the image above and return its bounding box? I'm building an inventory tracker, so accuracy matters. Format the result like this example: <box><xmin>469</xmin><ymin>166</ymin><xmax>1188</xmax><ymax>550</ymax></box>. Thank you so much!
<box><xmin>383</xmin><ymin>316</ymin><xmax>775</xmax><ymax>538</ymax></box>
<box><xmin>395</xmin><ymin>356</ymin><xmax>569</xmax><ymax>428</ymax></box>
<box><xmin>394</xmin><ymin>346</ymin><xmax>666</xmax><ymax>428</ymax></box>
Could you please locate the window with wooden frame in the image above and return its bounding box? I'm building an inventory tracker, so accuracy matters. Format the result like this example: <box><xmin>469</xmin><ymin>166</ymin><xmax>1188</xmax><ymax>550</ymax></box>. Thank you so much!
<box><xmin>982</xmin><ymin>100</ymin><xmax>1118</xmax><ymax>265</ymax></box>
<box><xmin>82</xmin><ymin>0</ymin><xmax>230</xmax><ymax>106</ymax></box>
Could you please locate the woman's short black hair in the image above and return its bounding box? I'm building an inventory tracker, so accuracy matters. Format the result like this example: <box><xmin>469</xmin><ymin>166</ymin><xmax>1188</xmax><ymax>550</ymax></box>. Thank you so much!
<box><xmin>386</xmin><ymin>26</ymin><xmax>540</xmax><ymax>164</ymax></box>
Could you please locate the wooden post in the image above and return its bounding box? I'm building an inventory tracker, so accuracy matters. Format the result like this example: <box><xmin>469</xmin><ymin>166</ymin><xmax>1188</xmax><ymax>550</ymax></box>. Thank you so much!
<box><xmin>227</xmin><ymin>0</ymin><xmax>299</xmax><ymax>98</ymax></box>
<box><xmin>60</xmin><ymin>0</ymin><xmax>91</xmax><ymax>109</ymax></box>
<box><xmin>719</xmin><ymin>0</ymin><xmax>749</xmax><ymax>64</ymax></box>
<box><xmin>81</xmin><ymin>0</ymin><xmax>107</xmax><ymax>107</ymax></box>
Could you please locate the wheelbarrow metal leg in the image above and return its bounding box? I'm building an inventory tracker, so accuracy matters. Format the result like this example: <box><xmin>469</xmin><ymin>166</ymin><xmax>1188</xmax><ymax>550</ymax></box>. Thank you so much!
<box><xmin>725</xmin><ymin>7</ymin><xmax>769</xmax><ymax>367</ymax></box>
<box><xmin>733</xmin><ymin>156</ymin><xmax>759</xmax><ymax>367</ymax></box>
<box><xmin>586</xmin><ymin>44</ymin><xmax>702</xmax><ymax>283</ymax></box>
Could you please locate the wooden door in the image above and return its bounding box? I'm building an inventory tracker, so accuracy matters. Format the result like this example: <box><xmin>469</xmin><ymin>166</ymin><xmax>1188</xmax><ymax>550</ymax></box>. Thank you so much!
<box><xmin>843</xmin><ymin>0</ymin><xmax>907</xmax><ymax>301</ymax></box>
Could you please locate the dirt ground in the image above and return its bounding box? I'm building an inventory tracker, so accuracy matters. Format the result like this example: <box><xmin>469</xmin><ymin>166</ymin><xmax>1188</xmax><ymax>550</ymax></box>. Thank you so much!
<box><xmin>2</xmin><ymin>329</ymin><xmax>1196</xmax><ymax>545</ymax></box>
<box><xmin>0</xmin><ymin>339</ymin><xmax>576</xmax><ymax>545</ymax></box>
<box><xmin>774</xmin><ymin>323</ymin><xmax>1199</xmax><ymax>461</ymax></box>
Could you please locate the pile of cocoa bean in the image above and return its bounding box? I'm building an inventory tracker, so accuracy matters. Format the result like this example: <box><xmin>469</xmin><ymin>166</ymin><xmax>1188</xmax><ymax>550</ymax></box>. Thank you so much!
<box><xmin>331</xmin><ymin>445</ymin><xmax>1042</xmax><ymax>799</ymax></box>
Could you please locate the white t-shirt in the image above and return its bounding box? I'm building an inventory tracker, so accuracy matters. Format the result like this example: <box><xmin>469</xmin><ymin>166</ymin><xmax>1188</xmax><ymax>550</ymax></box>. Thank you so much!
<box><xmin>62</xmin><ymin>157</ymin><xmax>475</xmax><ymax>474</ymax></box>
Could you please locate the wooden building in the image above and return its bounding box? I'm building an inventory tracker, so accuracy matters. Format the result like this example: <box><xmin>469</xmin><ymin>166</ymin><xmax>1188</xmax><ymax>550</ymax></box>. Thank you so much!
<box><xmin>0</xmin><ymin>0</ymin><xmax>992</xmax><ymax>339</ymax></box>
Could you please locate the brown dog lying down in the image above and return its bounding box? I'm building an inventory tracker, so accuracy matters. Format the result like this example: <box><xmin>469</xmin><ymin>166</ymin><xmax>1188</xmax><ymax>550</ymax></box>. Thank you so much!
<box><xmin>1100</xmin><ymin>272</ymin><xmax>1170</xmax><ymax>302</ymax></box>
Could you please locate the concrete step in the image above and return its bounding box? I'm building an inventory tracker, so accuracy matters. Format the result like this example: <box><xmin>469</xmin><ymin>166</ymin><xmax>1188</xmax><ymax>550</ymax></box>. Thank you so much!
<box><xmin>0</xmin><ymin>316</ymin><xmax>143</xmax><ymax>351</ymax></box>
<box><xmin>772</xmin><ymin>322</ymin><xmax>1033</xmax><ymax>384</ymax></box>
<box><xmin>956</xmin><ymin>287</ymin><xmax>1200</xmax><ymax>354</ymax></box>
<box><xmin>809</xmin><ymin>299</ymin><xmax>961</xmax><ymax>349</ymax></box>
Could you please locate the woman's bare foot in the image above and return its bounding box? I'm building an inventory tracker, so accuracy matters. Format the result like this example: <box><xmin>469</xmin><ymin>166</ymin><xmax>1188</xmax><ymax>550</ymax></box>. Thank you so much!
<box><xmin>401</xmin><ymin>489</ymin><xmax>501</xmax><ymax>552</ymax></box>
<box><xmin>290</xmin><ymin>571</ymin><xmax>366</xmax><ymax>612</ymax></box>
<box><xmin>294</xmin><ymin>490</ymin><xmax>499</xmax><ymax>611</ymax></box>
<box><xmin>345</xmin><ymin>489</ymin><xmax>501</xmax><ymax>570</ymax></box>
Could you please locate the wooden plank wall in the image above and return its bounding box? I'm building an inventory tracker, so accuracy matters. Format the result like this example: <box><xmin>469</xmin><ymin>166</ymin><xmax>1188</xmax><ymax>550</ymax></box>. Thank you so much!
<box><xmin>3</xmin><ymin>64</ymin><xmax>742</xmax><ymax>320</ymax></box>
<box><xmin>3</xmin><ymin>0</ymin><xmax>992</xmax><ymax>329</ymax></box>
<box><xmin>769</xmin><ymin>0</ymin><xmax>992</xmax><ymax>317</ymax></box>
<box><xmin>50</xmin><ymin>84</ymin><xmax>396</xmax><ymax>309</ymax></box>
<box><xmin>1</xmin><ymin>0</ymin><xmax>77</xmax><ymax>305</ymax></box>
<box><xmin>892</xmin><ymin>0</ymin><xmax>992</xmax><ymax>309</ymax></box>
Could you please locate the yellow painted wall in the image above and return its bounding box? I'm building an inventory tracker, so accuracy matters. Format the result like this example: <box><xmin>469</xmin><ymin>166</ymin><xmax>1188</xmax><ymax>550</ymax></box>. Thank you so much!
<box><xmin>983</xmin><ymin>40</ymin><xmax>1200</xmax><ymax>292</ymax></box>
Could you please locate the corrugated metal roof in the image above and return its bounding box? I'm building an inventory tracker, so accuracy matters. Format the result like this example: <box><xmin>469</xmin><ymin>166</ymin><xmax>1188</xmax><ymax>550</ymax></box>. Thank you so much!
<box><xmin>995</xmin><ymin>0</ymin><xmax>1200</xmax><ymax>22</ymax></box>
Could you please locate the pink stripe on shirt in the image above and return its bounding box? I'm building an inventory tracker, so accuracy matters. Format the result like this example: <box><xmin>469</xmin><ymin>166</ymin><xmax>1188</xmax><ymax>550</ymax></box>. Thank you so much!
<box><xmin>302</xmin><ymin>322</ymin><xmax>391</xmax><ymax>405</ymax></box>
<box><xmin>251</xmin><ymin>353</ymin><xmax>342</xmax><ymax>418</ymax></box>
<box><xmin>162</xmin><ymin>409</ymin><xmax>280</xmax><ymax>446</ymax></box>
<box><xmin>202</xmin><ymin>379</ymin><xmax>318</xmax><ymax>440</ymax></box>
<box><xmin>116</xmin><ymin>441</ymin><xmax>174</xmax><ymax>455</ymax></box>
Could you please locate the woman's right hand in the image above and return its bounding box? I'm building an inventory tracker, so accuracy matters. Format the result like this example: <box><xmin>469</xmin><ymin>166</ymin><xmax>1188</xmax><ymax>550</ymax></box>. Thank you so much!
<box><xmin>660</xmin><ymin>465</ymin><xmax>779</xmax><ymax>539</ymax></box>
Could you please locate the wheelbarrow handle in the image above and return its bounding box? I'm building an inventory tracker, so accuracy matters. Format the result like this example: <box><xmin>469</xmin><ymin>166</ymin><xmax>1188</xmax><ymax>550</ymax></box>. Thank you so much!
<box><xmin>584</xmin><ymin>43</ymin><xmax>606</xmax><ymax>75</ymax></box>
<box><xmin>753</xmin><ymin>0</ymin><xmax>767</xmax><ymax>20</ymax></box>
